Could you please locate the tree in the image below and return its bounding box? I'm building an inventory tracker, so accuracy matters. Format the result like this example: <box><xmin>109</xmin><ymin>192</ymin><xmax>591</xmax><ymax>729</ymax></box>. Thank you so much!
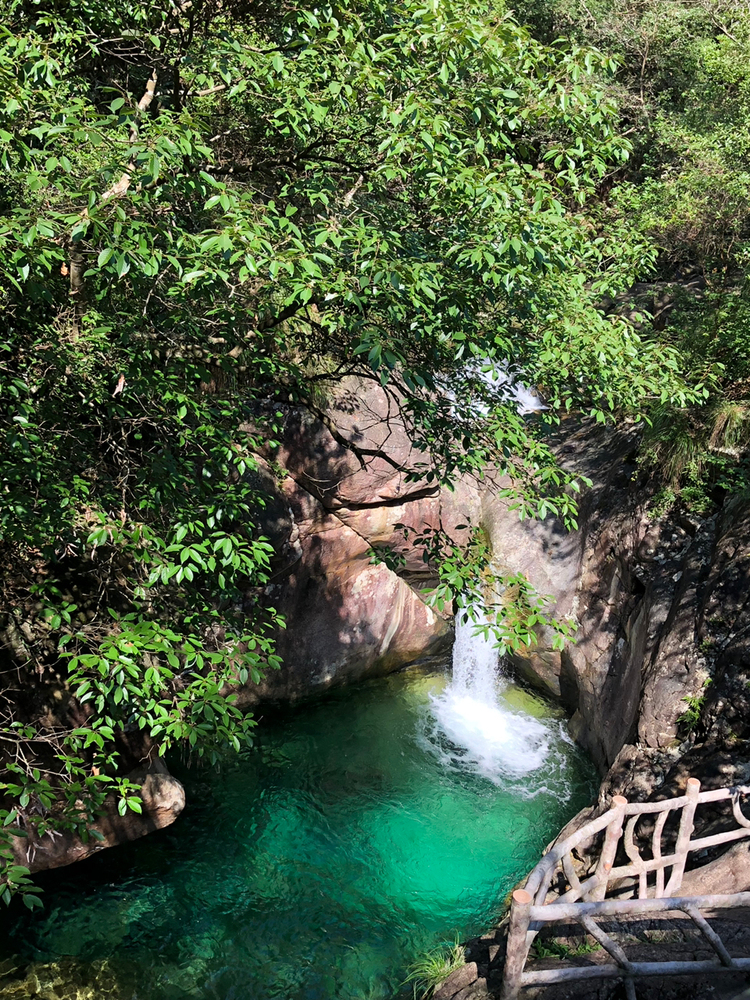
<box><xmin>514</xmin><ymin>0</ymin><xmax>750</xmax><ymax>510</ymax></box>
<box><xmin>0</xmin><ymin>0</ymin><xmax>694</xmax><ymax>902</ymax></box>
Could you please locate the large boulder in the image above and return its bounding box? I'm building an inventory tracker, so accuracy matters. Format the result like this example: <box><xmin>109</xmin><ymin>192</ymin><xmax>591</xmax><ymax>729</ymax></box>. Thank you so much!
<box><xmin>241</xmin><ymin>378</ymin><xmax>481</xmax><ymax>703</ymax></box>
<box><xmin>241</xmin><ymin>475</ymin><xmax>450</xmax><ymax>705</ymax></box>
<box><xmin>9</xmin><ymin>760</ymin><xmax>185</xmax><ymax>873</ymax></box>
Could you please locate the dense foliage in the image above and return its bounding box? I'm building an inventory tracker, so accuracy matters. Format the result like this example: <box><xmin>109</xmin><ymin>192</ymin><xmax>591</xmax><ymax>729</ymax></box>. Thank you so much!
<box><xmin>0</xmin><ymin>0</ymin><xmax>702</xmax><ymax>901</ymax></box>
<box><xmin>515</xmin><ymin>0</ymin><xmax>750</xmax><ymax>510</ymax></box>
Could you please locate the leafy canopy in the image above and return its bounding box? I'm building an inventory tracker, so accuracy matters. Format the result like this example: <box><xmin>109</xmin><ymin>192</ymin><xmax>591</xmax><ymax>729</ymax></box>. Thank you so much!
<box><xmin>0</xmin><ymin>0</ymin><xmax>695</xmax><ymax>902</ymax></box>
<box><xmin>515</xmin><ymin>0</ymin><xmax>750</xmax><ymax>508</ymax></box>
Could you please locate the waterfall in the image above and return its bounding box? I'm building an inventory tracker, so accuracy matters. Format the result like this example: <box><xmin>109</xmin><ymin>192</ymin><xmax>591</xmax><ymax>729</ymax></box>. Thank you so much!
<box><xmin>429</xmin><ymin>606</ymin><xmax>552</xmax><ymax>783</ymax></box>
<box><xmin>450</xmin><ymin>608</ymin><xmax>500</xmax><ymax>705</ymax></box>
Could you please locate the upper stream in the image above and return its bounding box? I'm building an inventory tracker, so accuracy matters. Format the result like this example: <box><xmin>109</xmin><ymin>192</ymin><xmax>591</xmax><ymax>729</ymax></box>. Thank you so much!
<box><xmin>0</xmin><ymin>637</ymin><xmax>595</xmax><ymax>1000</ymax></box>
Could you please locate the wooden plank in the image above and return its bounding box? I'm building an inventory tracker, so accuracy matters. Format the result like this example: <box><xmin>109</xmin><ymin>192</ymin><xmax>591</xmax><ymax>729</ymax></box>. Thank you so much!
<box><xmin>622</xmin><ymin>814</ymin><xmax>648</xmax><ymax>899</ymax></box>
<box><xmin>698</xmin><ymin>786</ymin><xmax>750</xmax><ymax>804</ymax></box>
<box><xmin>554</xmin><ymin>870</ymin><xmax>604</xmax><ymax>906</ymax></box>
<box><xmin>610</xmin><ymin>853</ymin><xmax>681</xmax><ymax>879</ymax></box>
<box><xmin>622</xmin><ymin>797</ymin><xmax>688</xmax><ymax>816</ymax></box>
<box><xmin>562</xmin><ymin>851</ymin><xmax>581</xmax><ymax>895</ymax></box>
<box><xmin>525</xmin><ymin>809</ymin><xmax>617</xmax><ymax>901</ymax></box>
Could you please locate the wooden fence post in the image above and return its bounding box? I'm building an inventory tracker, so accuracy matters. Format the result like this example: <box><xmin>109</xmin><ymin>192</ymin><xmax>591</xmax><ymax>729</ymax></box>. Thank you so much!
<box><xmin>665</xmin><ymin>777</ymin><xmax>700</xmax><ymax>896</ymax></box>
<box><xmin>501</xmin><ymin>889</ymin><xmax>533</xmax><ymax>1000</ymax></box>
<box><xmin>589</xmin><ymin>795</ymin><xmax>627</xmax><ymax>901</ymax></box>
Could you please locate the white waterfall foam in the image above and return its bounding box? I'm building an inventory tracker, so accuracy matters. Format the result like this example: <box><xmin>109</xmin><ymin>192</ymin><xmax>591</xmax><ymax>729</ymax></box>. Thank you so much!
<box><xmin>470</xmin><ymin>363</ymin><xmax>548</xmax><ymax>415</ymax></box>
<box><xmin>429</xmin><ymin>607</ymin><xmax>552</xmax><ymax>783</ymax></box>
<box><xmin>449</xmin><ymin>610</ymin><xmax>500</xmax><ymax>704</ymax></box>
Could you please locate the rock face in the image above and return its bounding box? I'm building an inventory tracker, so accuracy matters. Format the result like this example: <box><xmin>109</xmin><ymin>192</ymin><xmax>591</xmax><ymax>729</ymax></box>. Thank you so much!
<box><xmin>560</xmin><ymin>489</ymin><xmax>750</xmax><ymax>783</ymax></box>
<box><xmin>243</xmin><ymin>379</ymin><xmax>483</xmax><ymax>703</ymax></box>
<box><xmin>241</xmin><ymin>474</ymin><xmax>450</xmax><ymax>705</ymax></box>
<box><xmin>269</xmin><ymin>384</ymin><xmax>750</xmax><ymax>879</ymax></box>
<box><xmin>254</xmin><ymin>381</ymin><xmax>750</xmax><ymax>805</ymax></box>
<box><xmin>10</xmin><ymin>761</ymin><xmax>185</xmax><ymax>873</ymax></box>
<box><xmin>481</xmin><ymin>421</ymin><xmax>653</xmax><ymax>770</ymax></box>
<box><xmin>432</xmin><ymin>961</ymin><xmax>489</xmax><ymax>1000</ymax></box>
<box><xmin>480</xmin><ymin>421</ymin><xmax>744</xmax><ymax>781</ymax></box>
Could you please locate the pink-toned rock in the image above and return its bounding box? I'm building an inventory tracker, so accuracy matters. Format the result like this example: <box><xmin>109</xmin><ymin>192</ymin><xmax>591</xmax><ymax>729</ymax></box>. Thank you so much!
<box><xmin>276</xmin><ymin>378</ymin><xmax>430</xmax><ymax>509</ymax></box>
<box><xmin>334</xmin><ymin>476</ymin><xmax>482</xmax><ymax>586</ymax></box>
<box><xmin>243</xmin><ymin>476</ymin><xmax>450</xmax><ymax>705</ymax></box>
<box><xmin>238</xmin><ymin>378</ymin><xmax>477</xmax><ymax>703</ymax></box>
<box><xmin>680</xmin><ymin>840</ymin><xmax>750</xmax><ymax>896</ymax></box>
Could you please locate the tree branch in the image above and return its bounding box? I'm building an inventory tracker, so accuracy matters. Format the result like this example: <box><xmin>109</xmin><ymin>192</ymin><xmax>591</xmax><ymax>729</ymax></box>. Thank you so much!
<box><xmin>101</xmin><ymin>70</ymin><xmax>158</xmax><ymax>202</ymax></box>
<box><xmin>343</xmin><ymin>173</ymin><xmax>364</xmax><ymax>207</ymax></box>
<box><xmin>301</xmin><ymin>399</ymin><xmax>408</xmax><ymax>472</ymax></box>
<box><xmin>257</xmin><ymin>297</ymin><xmax>323</xmax><ymax>332</ymax></box>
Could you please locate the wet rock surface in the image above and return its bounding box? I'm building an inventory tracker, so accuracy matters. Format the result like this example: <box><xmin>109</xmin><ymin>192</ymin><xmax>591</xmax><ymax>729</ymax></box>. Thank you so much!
<box><xmin>0</xmin><ymin>957</ymin><xmax>135</xmax><ymax>999</ymax></box>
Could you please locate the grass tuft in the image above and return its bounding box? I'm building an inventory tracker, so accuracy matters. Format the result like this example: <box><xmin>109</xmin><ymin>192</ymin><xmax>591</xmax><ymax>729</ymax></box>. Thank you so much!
<box><xmin>402</xmin><ymin>935</ymin><xmax>466</xmax><ymax>999</ymax></box>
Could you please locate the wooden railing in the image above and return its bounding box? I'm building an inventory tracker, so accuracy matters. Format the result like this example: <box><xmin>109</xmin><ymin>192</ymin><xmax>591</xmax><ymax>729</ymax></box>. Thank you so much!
<box><xmin>501</xmin><ymin>779</ymin><xmax>750</xmax><ymax>1000</ymax></box>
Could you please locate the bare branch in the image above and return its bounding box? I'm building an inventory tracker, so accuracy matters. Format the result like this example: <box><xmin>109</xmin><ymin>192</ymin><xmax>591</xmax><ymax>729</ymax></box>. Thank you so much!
<box><xmin>101</xmin><ymin>70</ymin><xmax>158</xmax><ymax>202</ymax></box>
<box><xmin>343</xmin><ymin>173</ymin><xmax>364</xmax><ymax>208</ymax></box>
<box><xmin>301</xmin><ymin>399</ymin><xmax>407</xmax><ymax>472</ymax></box>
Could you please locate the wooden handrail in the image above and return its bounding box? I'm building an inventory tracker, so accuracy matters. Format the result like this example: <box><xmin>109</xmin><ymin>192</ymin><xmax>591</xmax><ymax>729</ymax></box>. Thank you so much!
<box><xmin>500</xmin><ymin>780</ymin><xmax>750</xmax><ymax>1000</ymax></box>
<box><xmin>528</xmin><ymin>891</ymin><xmax>750</xmax><ymax>922</ymax></box>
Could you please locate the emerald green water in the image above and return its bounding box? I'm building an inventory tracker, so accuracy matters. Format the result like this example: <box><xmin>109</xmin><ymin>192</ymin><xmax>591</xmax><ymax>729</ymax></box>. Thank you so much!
<box><xmin>0</xmin><ymin>667</ymin><xmax>595</xmax><ymax>1000</ymax></box>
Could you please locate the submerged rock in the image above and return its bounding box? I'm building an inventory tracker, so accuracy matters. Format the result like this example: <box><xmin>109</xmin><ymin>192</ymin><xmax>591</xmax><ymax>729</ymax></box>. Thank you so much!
<box><xmin>0</xmin><ymin>957</ymin><xmax>132</xmax><ymax>1000</ymax></box>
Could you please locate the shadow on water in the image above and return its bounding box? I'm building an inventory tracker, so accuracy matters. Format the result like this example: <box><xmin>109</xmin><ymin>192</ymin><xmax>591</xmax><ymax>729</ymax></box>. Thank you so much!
<box><xmin>0</xmin><ymin>667</ymin><xmax>596</xmax><ymax>1000</ymax></box>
